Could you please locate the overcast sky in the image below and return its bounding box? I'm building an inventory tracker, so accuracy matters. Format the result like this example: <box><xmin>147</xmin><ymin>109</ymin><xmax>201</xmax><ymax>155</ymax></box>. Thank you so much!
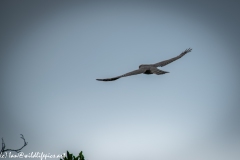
<box><xmin>1</xmin><ymin>1</ymin><xmax>240</xmax><ymax>160</ymax></box>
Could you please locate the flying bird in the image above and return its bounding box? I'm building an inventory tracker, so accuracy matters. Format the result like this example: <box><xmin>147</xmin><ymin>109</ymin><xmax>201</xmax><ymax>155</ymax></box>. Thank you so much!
<box><xmin>96</xmin><ymin>48</ymin><xmax>192</xmax><ymax>81</ymax></box>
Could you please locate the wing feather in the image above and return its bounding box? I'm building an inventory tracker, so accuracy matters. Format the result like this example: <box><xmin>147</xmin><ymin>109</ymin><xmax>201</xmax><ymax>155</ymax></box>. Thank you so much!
<box><xmin>153</xmin><ymin>48</ymin><xmax>192</xmax><ymax>67</ymax></box>
<box><xmin>96</xmin><ymin>69</ymin><xmax>145</xmax><ymax>81</ymax></box>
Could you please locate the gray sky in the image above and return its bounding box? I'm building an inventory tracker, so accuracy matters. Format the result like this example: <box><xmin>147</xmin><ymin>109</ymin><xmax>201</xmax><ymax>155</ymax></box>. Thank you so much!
<box><xmin>1</xmin><ymin>1</ymin><xmax>240</xmax><ymax>160</ymax></box>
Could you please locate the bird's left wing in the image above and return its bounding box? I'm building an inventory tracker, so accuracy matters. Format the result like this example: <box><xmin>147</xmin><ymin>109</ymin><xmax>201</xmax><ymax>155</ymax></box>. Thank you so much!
<box><xmin>153</xmin><ymin>48</ymin><xmax>192</xmax><ymax>67</ymax></box>
<box><xmin>96</xmin><ymin>69</ymin><xmax>145</xmax><ymax>81</ymax></box>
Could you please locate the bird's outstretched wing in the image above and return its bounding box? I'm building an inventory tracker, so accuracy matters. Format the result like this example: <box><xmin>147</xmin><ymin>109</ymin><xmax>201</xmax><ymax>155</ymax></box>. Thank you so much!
<box><xmin>153</xmin><ymin>48</ymin><xmax>192</xmax><ymax>67</ymax></box>
<box><xmin>96</xmin><ymin>69</ymin><xmax>145</xmax><ymax>81</ymax></box>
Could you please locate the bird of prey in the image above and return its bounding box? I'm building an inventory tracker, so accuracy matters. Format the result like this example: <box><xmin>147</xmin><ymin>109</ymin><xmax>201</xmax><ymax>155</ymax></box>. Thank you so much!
<box><xmin>96</xmin><ymin>48</ymin><xmax>192</xmax><ymax>81</ymax></box>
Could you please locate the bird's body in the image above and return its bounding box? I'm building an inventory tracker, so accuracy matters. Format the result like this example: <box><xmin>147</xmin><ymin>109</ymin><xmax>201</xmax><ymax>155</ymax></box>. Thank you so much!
<box><xmin>138</xmin><ymin>65</ymin><xmax>168</xmax><ymax>74</ymax></box>
<box><xmin>96</xmin><ymin>48</ymin><xmax>192</xmax><ymax>81</ymax></box>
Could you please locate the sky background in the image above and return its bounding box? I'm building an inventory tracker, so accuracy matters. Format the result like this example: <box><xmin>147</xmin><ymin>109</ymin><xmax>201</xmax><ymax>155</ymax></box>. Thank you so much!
<box><xmin>0</xmin><ymin>0</ymin><xmax>240</xmax><ymax>160</ymax></box>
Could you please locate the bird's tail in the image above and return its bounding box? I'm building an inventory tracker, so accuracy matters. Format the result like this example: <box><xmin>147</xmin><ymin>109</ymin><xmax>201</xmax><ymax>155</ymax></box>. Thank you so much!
<box><xmin>151</xmin><ymin>67</ymin><xmax>169</xmax><ymax>75</ymax></box>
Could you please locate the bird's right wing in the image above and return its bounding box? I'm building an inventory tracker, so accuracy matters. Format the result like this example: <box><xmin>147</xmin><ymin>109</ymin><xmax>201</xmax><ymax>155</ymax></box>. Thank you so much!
<box><xmin>153</xmin><ymin>48</ymin><xmax>192</xmax><ymax>67</ymax></box>
<box><xmin>96</xmin><ymin>69</ymin><xmax>145</xmax><ymax>81</ymax></box>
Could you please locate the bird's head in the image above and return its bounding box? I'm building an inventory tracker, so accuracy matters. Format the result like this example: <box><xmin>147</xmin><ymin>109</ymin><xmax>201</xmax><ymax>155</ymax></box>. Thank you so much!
<box><xmin>139</xmin><ymin>64</ymin><xmax>151</xmax><ymax>68</ymax></box>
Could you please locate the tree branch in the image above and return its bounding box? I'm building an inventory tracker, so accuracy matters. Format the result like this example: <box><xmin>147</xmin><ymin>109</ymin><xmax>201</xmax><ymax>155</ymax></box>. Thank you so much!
<box><xmin>1</xmin><ymin>134</ymin><xmax>28</xmax><ymax>154</ymax></box>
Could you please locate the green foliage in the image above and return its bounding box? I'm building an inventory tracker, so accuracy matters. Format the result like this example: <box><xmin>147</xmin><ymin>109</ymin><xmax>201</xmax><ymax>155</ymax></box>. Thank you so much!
<box><xmin>60</xmin><ymin>151</ymin><xmax>85</xmax><ymax>160</ymax></box>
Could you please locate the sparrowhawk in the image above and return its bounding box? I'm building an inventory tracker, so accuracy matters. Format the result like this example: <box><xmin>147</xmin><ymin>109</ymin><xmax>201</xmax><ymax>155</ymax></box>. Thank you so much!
<box><xmin>96</xmin><ymin>48</ymin><xmax>192</xmax><ymax>81</ymax></box>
